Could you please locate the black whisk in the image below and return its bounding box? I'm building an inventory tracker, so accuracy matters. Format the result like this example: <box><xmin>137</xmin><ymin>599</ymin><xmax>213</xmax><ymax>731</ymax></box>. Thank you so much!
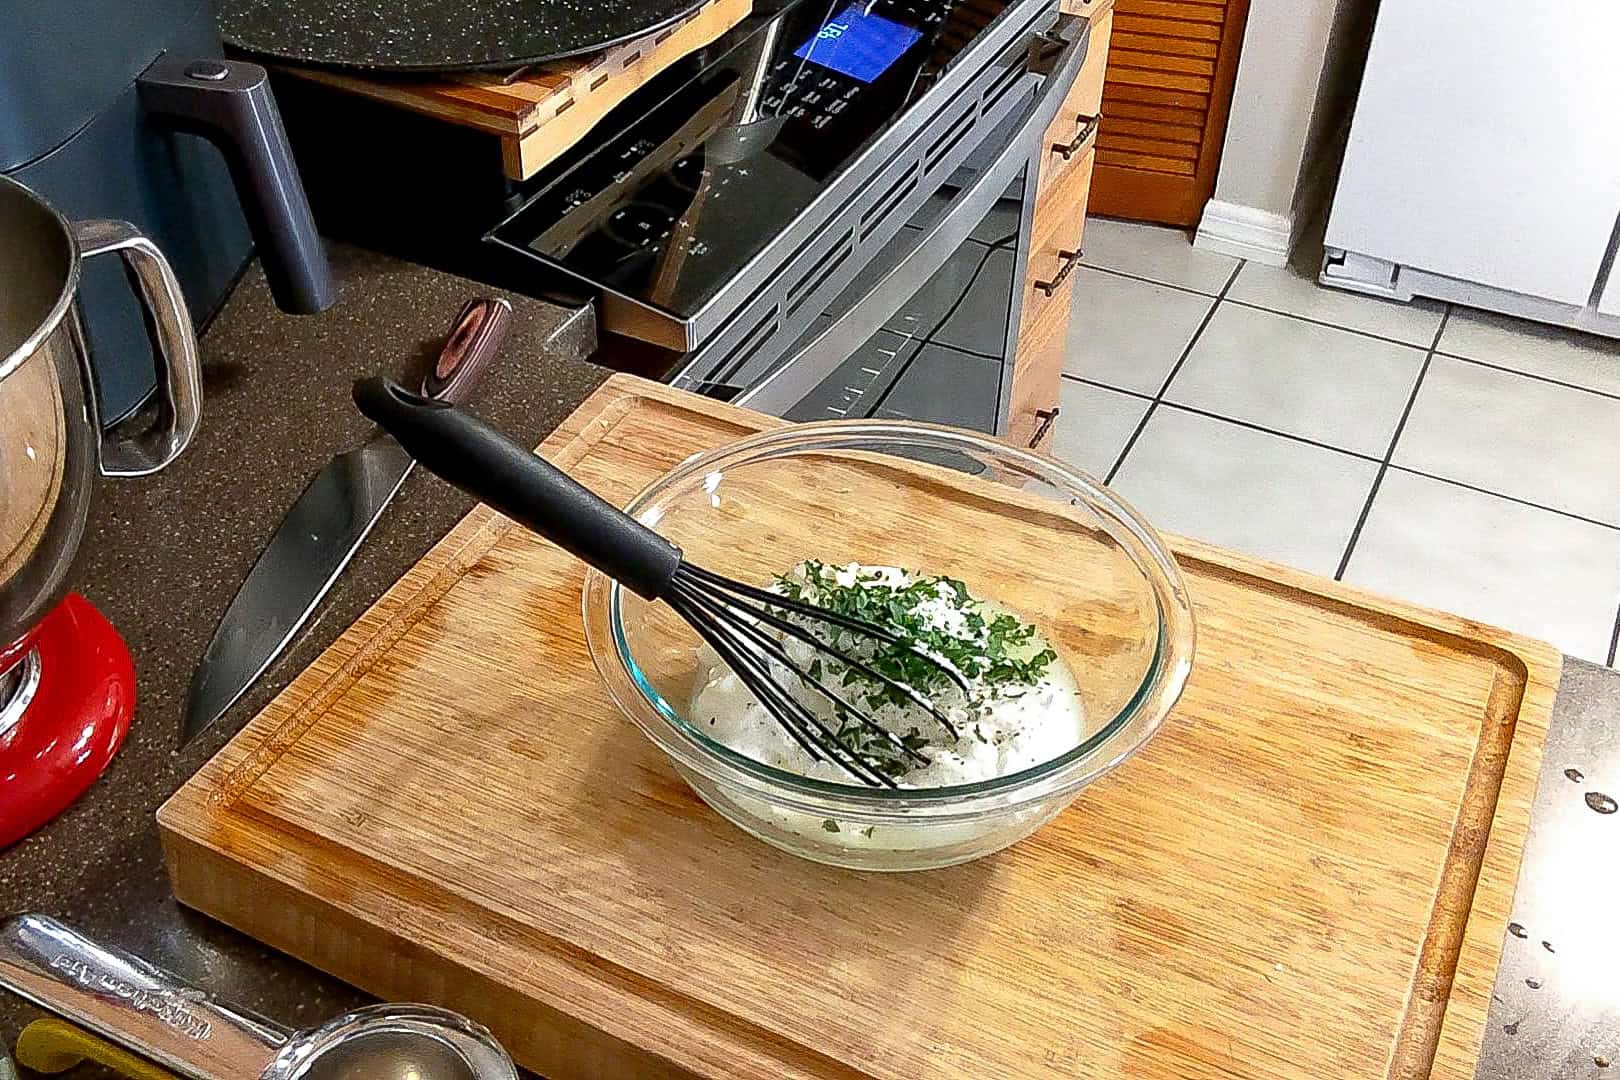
<box><xmin>354</xmin><ymin>379</ymin><xmax>969</xmax><ymax>787</ymax></box>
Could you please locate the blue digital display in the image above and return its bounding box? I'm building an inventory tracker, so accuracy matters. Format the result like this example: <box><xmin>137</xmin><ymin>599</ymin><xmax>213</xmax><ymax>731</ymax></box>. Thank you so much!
<box><xmin>793</xmin><ymin>5</ymin><xmax>923</xmax><ymax>84</ymax></box>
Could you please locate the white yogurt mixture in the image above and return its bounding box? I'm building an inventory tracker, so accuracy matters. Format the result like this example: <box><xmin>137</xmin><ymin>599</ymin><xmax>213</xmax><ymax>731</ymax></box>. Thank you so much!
<box><xmin>688</xmin><ymin>561</ymin><xmax>1085</xmax><ymax>790</ymax></box>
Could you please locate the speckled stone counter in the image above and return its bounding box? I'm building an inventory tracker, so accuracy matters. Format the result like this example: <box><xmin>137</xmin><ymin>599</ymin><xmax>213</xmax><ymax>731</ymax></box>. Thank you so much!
<box><xmin>0</xmin><ymin>244</ymin><xmax>605</xmax><ymax>1046</ymax></box>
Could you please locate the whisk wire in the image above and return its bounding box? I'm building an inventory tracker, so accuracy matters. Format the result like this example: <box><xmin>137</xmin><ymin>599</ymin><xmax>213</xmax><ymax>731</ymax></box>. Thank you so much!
<box><xmin>673</xmin><ymin>579</ymin><xmax>928</xmax><ymax>768</ymax></box>
<box><xmin>668</xmin><ymin>586</ymin><xmax>898</xmax><ymax>787</ymax></box>
<box><xmin>678</xmin><ymin>564</ymin><xmax>973</xmax><ymax>696</ymax></box>
<box><xmin>684</xmin><ymin>580</ymin><xmax>960</xmax><ymax>747</ymax></box>
<box><xmin>675</xmin><ymin>564</ymin><xmax>964</xmax><ymax>741</ymax></box>
<box><xmin>664</xmin><ymin>589</ymin><xmax>828</xmax><ymax>765</ymax></box>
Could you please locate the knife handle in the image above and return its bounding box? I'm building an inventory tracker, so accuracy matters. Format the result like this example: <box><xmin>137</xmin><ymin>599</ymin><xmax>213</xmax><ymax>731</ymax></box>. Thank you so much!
<box><xmin>354</xmin><ymin>378</ymin><xmax>682</xmax><ymax>601</ymax></box>
<box><xmin>420</xmin><ymin>297</ymin><xmax>513</xmax><ymax>405</ymax></box>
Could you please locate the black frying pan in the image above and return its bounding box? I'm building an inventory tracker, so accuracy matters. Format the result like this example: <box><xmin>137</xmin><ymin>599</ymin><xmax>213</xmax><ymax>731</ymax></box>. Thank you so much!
<box><xmin>217</xmin><ymin>0</ymin><xmax>715</xmax><ymax>73</ymax></box>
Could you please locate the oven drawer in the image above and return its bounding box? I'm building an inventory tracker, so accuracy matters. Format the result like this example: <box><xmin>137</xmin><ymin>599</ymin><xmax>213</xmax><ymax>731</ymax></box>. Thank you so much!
<box><xmin>1034</xmin><ymin>129</ymin><xmax>1098</xmax><ymax>248</ymax></box>
<box><xmin>730</xmin><ymin>9</ymin><xmax>1094</xmax><ymax>419</ymax></box>
<box><xmin>1009</xmin><ymin>145</ymin><xmax>1095</xmax><ymax>449</ymax></box>
<box><xmin>1037</xmin><ymin>11</ymin><xmax>1107</xmax><ymax>201</ymax></box>
<box><xmin>1007</xmin><ymin>277</ymin><xmax>1073</xmax><ymax>450</ymax></box>
<box><xmin>1056</xmin><ymin>7</ymin><xmax>1111</xmax><ymax>135</ymax></box>
<box><xmin>1026</xmin><ymin>145</ymin><xmax>1095</xmax><ymax>324</ymax></box>
<box><xmin>1062</xmin><ymin>0</ymin><xmax>1112</xmax><ymax>19</ymax></box>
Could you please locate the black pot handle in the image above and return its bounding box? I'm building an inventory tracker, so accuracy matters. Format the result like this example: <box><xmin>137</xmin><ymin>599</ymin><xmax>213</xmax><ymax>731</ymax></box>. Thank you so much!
<box><xmin>353</xmin><ymin>378</ymin><xmax>682</xmax><ymax>599</ymax></box>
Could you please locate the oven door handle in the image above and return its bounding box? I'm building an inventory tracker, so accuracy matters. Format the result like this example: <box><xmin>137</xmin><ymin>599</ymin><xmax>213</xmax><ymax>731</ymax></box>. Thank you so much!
<box><xmin>737</xmin><ymin>10</ymin><xmax>1091</xmax><ymax>416</ymax></box>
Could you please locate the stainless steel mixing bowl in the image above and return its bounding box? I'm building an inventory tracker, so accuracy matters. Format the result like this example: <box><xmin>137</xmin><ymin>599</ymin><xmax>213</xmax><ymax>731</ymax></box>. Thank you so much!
<box><xmin>0</xmin><ymin>174</ymin><xmax>202</xmax><ymax>703</ymax></box>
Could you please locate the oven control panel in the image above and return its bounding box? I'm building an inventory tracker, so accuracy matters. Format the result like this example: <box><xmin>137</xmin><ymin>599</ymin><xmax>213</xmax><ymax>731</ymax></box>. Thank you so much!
<box><xmin>766</xmin><ymin>1</ymin><xmax>945</xmax><ymax>128</ymax></box>
<box><xmin>489</xmin><ymin>0</ymin><xmax>994</xmax><ymax>323</ymax></box>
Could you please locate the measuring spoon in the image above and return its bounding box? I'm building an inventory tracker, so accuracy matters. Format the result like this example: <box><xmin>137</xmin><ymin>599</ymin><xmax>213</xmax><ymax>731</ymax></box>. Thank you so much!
<box><xmin>0</xmin><ymin>914</ymin><xmax>517</xmax><ymax>1080</ymax></box>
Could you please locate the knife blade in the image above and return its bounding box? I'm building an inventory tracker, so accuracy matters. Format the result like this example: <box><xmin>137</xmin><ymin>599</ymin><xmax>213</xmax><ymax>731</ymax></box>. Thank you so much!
<box><xmin>183</xmin><ymin>297</ymin><xmax>513</xmax><ymax>746</ymax></box>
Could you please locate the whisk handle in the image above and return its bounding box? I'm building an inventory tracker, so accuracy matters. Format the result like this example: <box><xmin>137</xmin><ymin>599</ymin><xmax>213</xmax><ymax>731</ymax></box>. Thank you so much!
<box><xmin>353</xmin><ymin>378</ymin><xmax>682</xmax><ymax>599</ymax></box>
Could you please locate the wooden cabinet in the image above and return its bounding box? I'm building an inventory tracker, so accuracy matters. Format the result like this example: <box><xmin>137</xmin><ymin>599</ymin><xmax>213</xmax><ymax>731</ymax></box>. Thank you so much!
<box><xmin>1008</xmin><ymin>150</ymin><xmax>1094</xmax><ymax>450</ymax></box>
<box><xmin>1007</xmin><ymin>1</ymin><xmax>1109</xmax><ymax>450</ymax></box>
<box><xmin>1087</xmin><ymin>0</ymin><xmax>1251</xmax><ymax>225</ymax></box>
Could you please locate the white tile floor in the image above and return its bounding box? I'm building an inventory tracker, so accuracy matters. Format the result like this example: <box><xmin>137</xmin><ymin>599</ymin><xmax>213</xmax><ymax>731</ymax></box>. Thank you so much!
<box><xmin>1054</xmin><ymin>215</ymin><xmax>1620</xmax><ymax>666</ymax></box>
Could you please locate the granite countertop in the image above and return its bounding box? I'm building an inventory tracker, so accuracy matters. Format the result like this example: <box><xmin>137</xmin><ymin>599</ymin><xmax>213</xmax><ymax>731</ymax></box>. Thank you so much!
<box><xmin>0</xmin><ymin>244</ymin><xmax>1616</xmax><ymax>1080</ymax></box>
<box><xmin>0</xmin><ymin>245</ymin><xmax>606</xmax><ymax>1042</ymax></box>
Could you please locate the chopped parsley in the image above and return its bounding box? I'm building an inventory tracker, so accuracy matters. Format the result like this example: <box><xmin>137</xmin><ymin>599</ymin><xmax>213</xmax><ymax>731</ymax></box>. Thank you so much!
<box><xmin>770</xmin><ymin>561</ymin><xmax>1057</xmax><ymax>776</ymax></box>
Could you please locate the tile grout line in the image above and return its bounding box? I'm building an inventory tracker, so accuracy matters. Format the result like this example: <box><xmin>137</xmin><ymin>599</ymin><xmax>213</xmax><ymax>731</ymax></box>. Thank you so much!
<box><xmin>1226</xmin><ymin>287</ymin><xmax>1615</xmax><ymax>404</ymax></box>
<box><xmin>1156</xmin><ymin>402</ymin><xmax>1383</xmax><ymax>462</ymax></box>
<box><xmin>1123</xmin><ymin>274</ymin><xmax>1620</xmax><ymax>402</ymax></box>
<box><xmin>1084</xmin><ymin>262</ymin><xmax>1451</xmax><ymax>356</ymax></box>
<box><xmin>1608</xmin><ymin>604</ymin><xmax>1620</xmax><ymax>668</ymax></box>
<box><xmin>1436</xmin><ymin>351</ymin><xmax>1620</xmax><ymax>404</ymax></box>
<box><xmin>1060</xmin><ymin>372</ymin><xmax>1155</xmax><ymax>400</ymax></box>
<box><xmin>1079</xmin><ymin>262</ymin><xmax>1230</xmax><ymax>301</ymax></box>
<box><xmin>1081</xmin><ymin>225</ymin><xmax>1619</xmax><ymax>404</ymax></box>
<box><xmin>1222</xmin><ymin>296</ymin><xmax>1439</xmax><ymax>352</ymax></box>
<box><xmin>1103</xmin><ymin>259</ymin><xmax>1244</xmax><ymax>486</ymax></box>
<box><xmin>1070</xmin><ymin>243</ymin><xmax>1620</xmax><ymax>602</ymax></box>
<box><xmin>1063</xmin><ymin>371</ymin><xmax>1389</xmax><ymax>463</ymax></box>
<box><xmin>1388</xmin><ymin>464</ymin><xmax>1620</xmax><ymax>534</ymax></box>
<box><xmin>1332</xmin><ymin>305</ymin><xmax>1454</xmax><ymax>581</ymax></box>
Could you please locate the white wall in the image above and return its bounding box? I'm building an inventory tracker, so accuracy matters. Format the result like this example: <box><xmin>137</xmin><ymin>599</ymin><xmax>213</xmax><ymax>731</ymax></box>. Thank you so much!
<box><xmin>1295</xmin><ymin>0</ymin><xmax>1381</xmax><ymax>223</ymax></box>
<box><xmin>1194</xmin><ymin>0</ymin><xmax>1377</xmax><ymax>265</ymax></box>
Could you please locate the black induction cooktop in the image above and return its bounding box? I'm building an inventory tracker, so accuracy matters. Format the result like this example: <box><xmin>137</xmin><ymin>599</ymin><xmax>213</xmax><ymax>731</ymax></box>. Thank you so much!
<box><xmin>487</xmin><ymin>0</ymin><xmax>1041</xmax><ymax>348</ymax></box>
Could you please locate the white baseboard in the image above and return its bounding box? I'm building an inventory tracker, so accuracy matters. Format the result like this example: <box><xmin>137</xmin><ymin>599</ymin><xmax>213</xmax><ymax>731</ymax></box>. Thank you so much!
<box><xmin>1194</xmin><ymin>200</ymin><xmax>1293</xmax><ymax>266</ymax></box>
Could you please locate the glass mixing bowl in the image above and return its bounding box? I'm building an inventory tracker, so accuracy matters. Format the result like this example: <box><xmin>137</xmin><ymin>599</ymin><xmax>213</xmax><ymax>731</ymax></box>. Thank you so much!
<box><xmin>582</xmin><ymin>421</ymin><xmax>1195</xmax><ymax>871</ymax></box>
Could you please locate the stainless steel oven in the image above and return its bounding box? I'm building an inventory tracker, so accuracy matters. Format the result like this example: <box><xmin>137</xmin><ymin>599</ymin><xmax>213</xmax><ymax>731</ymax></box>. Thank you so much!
<box><xmin>279</xmin><ymin>0</ymin><xmax>1091</xmax><ymax>433</ymax></box>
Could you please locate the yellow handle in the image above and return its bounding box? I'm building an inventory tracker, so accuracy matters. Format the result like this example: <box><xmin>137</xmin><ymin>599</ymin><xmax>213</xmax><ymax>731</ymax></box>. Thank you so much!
<box><xmin>15</xmin><ymin>1018</ymin><xmax>178</xmax><ymax>1080</ymax></box>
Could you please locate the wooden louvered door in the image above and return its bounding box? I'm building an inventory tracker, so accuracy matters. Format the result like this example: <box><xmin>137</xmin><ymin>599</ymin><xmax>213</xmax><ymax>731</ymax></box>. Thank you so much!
<box><xmin>1087</xmin><ymin>0</ymin><xmax>1251</xmax><ymax>225</ymax></box>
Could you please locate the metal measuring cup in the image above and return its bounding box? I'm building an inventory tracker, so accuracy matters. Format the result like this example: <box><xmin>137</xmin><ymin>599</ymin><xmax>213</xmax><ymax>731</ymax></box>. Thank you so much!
<box><xmin>0</xmin><ymin>914</ymin><xmax>518</xmax><ymax>1080</ymax></box>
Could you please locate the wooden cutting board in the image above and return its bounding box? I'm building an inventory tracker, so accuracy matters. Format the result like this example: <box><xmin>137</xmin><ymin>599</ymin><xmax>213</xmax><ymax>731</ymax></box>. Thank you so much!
<box><xmin>159</xmin><ymin>374</ymin><xmax>1559</xmax><ymax>1080</ymax></box>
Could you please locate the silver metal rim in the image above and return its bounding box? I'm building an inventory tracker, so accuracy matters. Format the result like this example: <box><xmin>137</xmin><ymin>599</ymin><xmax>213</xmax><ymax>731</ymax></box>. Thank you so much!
<box><xmin>0</xmin><ymin>174</ymin><xmax>83</xmax><ymax>384</ymax></box>
<box><xmin>0</xmin><ymin>649</ymin><xmax>43</xmax><ymax>739</ymax></box>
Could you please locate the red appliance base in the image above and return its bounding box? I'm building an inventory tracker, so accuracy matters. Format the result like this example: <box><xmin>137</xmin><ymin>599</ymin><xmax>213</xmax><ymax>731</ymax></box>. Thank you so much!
<box><xmin>0</xmin><ymin>594</ymin><xmax>135</xmax><ymax>848</ymax></box>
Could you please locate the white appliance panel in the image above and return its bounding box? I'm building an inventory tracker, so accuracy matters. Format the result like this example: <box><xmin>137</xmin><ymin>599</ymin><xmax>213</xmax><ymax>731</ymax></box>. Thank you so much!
<box><xmin>1326</xmin><ymin>0</ymin><xmax>1620</xmax><ymax>306</ymax></box>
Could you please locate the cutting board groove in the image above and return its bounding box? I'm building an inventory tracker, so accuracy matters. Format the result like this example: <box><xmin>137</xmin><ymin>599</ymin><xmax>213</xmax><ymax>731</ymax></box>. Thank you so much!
<box><xmin>161</xmin><ymin>375</ymin><xmax>1558</xmax><ymax>1080</ymax></box>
